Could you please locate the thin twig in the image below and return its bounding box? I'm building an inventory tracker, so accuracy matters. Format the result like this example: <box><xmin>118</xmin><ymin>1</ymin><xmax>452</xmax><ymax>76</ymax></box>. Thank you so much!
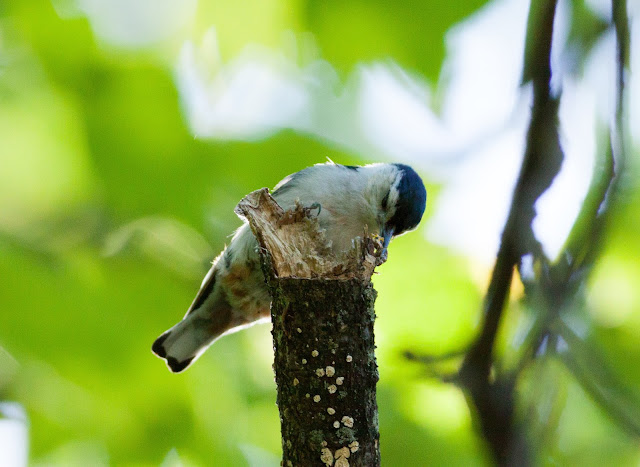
<box><xmin>612</xmin><ymin>0</ymin><xmax>630</xmax><ymax>132</ymax></box>
<box><xmin>555</xmin><ymin>321</ymin><xmax>640</xmax><ymax>437</ymax></box>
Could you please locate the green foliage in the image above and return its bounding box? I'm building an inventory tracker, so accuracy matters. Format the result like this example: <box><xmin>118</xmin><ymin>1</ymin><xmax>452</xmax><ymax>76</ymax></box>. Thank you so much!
<box><xmin>304</xmin><ymin>0</ymin><xmax>488</xmax><ymax>81</ymax></box>
<box><xmin>1</xmin><ymin>0</ymin><xmax>638</xmax><ymax>465</ymax></box>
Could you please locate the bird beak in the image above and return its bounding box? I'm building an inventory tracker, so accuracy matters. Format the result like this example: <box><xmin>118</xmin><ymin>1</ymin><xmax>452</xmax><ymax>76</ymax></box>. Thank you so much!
<box><xmin>378</xmin><ymin>227</ymin><xmax>394</xmax><ymax>264</ymax></box>
<box><xmin>381</xmin><ymin>227</ymin><xmax>394</xmax><ymax>249</ymax></box>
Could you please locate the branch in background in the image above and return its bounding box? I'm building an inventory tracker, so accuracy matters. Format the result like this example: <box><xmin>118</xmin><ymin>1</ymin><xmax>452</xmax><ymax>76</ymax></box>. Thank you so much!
<box><xmin>409</xmin><ymin>0</ymin><xmax>634</xmax><ymax>463</ymax></box>
<box><xmin>556</xmin><ymin>0</ymin><xmax>629</xmax><ymax>284</ymax></box>
<box><xmin>504</xmin><ymin>0</ymin><xmax>636</xmax><ymax>446</ymax></box>
<box><xmin>404</xmin><ymin>0</ymin><xmax>564</xmax><ymax>459</ymax></box>
<box><xmin>556</xmin><ymin>136</ymin><xmax>614</xmax><ymax>282</ymax></box>
<box><xmin>461</xmin><ymin>0</ymin><xmax>562</xmax><ymax>381</ymax></box>
<box><xmin>511</xmin><ymin>136</ymin><xmax>615</xmax><ymax>393</ymax></box>
<box><xmin>452</xmin><ymin>0</ymin><xmax>562</xmax><ymax>464</ymax></box>
<box><xmin>537</xmin><ymin>0</ymin><xmax>640</xmax><ymax>440</ymax></box>
<box><xmin>553</xmin><ymin>320</ymin><xmax>640</xmax><ymax>437</ymax></box>
<box><xmin>612</xmin><ymin>0</ymin><xmax>630</xmax><ymax>134</ymax></box>
<box><xmin>607</xmin><ymin>0</ymin><xmax>630</xmax><ymax>221</ymax></box>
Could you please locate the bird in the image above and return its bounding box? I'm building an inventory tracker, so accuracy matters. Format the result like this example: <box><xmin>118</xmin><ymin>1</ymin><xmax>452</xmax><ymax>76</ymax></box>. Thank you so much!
<box><xmin>152</xmin><ymin>162</ymin><xmax>427</xmax><ymax>373</ymax></box>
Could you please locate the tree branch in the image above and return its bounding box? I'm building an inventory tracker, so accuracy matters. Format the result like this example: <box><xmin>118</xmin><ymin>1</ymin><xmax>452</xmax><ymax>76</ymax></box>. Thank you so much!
<box><xmin>454</xmin><ymin>0</ymin><xmax>562</xmax><ymax>463</ymax></box>
<box><xmin>410</xmin><ymin>0</ymin><xmax>633</xmax><ymax>462</ymax></box>
<box><xmin>554</xmin><ymin>320</ymin><xmax>640</xmax><ymax>437</ymax></box>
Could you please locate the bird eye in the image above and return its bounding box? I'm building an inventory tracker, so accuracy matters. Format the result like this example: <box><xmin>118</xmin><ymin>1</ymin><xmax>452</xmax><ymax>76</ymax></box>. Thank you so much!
<box><xmin>381</xmin><ymin>191</ymin><xmax>389</xmax><ymax>210</ymax></box>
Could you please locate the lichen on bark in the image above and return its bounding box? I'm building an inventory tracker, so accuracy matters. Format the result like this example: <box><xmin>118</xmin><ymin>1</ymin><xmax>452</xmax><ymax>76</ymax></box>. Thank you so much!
<box><xmin>236</xmin><ymin>189</ymin><xmax>382</xmax><ymax>467</ymax></box>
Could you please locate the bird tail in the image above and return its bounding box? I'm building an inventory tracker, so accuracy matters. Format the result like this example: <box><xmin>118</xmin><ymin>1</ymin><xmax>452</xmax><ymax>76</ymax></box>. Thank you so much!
<box><xmin>152</xmin><ymin>286</ymin><xmax>233</xmax><ymax>373</ymax></box>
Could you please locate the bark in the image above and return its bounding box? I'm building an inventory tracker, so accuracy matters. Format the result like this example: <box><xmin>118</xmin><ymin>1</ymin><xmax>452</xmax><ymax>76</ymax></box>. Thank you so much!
<box><xmin>235</xmin><ymin>189</ymin><xmax>382</xmax><ymax>467</ymax></box>
<box><xmin>270</xmin><ymin>279</ymin><xmax>380</xmax><ymax>467</ymax></box>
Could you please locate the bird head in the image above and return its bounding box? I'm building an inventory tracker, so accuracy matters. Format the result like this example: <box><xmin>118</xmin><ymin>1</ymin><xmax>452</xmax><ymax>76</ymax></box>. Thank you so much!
<box><xmin>375</xmin><ymin>163</ymin><xmax>427</xmax><ymax>250</ymax></box>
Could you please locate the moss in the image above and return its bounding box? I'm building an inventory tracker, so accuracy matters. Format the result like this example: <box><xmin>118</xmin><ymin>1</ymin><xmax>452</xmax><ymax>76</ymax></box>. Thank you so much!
<box><xmin>336</xmin><ymin>427</ymin><xmax>356</xmax><ymax>444</ymax></box>
<box><xmin>309</xmin><ymin>429</ymin><xmax>325</xmax><ymax>450</ymax></box>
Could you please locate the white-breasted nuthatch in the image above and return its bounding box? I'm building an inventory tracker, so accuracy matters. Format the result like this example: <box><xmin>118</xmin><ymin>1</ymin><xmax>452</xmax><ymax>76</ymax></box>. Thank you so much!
<box><xmin>152</xmin><ymin>162</ymin><xmax>427</xmax><ymax>372</ymax></box>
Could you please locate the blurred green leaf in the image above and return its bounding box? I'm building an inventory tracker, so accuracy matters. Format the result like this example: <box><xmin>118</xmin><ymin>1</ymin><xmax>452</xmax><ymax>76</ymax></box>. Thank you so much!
<box><xmin>1</xmin><ymin>0</ymin><xmax>638</xmax><ymax>465</ymax></box>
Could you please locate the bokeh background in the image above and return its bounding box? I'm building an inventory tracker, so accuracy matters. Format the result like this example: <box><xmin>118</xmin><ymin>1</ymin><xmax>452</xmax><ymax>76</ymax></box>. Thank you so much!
<box><xmin>1</xmin><ymin>0</ymin><xmax>639</xmax><ymax>465</ymax></box>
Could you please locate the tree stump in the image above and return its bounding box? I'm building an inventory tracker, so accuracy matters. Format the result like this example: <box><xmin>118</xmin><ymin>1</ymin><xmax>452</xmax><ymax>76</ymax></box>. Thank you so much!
<box><xmin>235</xmin><ymin>188</ymin><xmax>383</xmax><ymax>467</ymax></box>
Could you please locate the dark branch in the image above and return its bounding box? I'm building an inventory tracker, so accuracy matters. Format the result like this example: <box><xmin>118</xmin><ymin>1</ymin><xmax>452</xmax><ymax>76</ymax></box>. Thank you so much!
<box><xmin>612</xmin><ymin>0</ymin><xmax>630</xmax><ymax>130</ymax></box>
<box><xmin>510</xmin><ymin>0</ymin><xmax>635</xmax><ymax>444</ymax></box>
<box><xmin>455</xmin><ymin>0</ymin><xmax>562</xmax><ymax>463</ymax></box>
<box><xmin>410</xmin><ymin>0</ymin><xmax>633</xmax><ymax>463</ymax></box>
<box><xmin>610</xmin><ymin>0</ymin><xmax>630</xmax><ymax>186</ymax></box>
<box><xmin>462</xmin><ymin>0</ymin><xmax>562</xmax><ymax>382</ymax></box>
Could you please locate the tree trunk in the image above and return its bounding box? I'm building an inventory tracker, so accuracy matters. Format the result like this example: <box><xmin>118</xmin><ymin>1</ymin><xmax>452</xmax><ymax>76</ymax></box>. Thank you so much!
<box><xmin>270</xmin><ymin>278</ymin><xmax>379</xmax><ymax>466</ymax></box>
<box><xmin>235</xmin><ymin>189</ymin><xmax>382</xmax><ymax>467</ymax></box>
